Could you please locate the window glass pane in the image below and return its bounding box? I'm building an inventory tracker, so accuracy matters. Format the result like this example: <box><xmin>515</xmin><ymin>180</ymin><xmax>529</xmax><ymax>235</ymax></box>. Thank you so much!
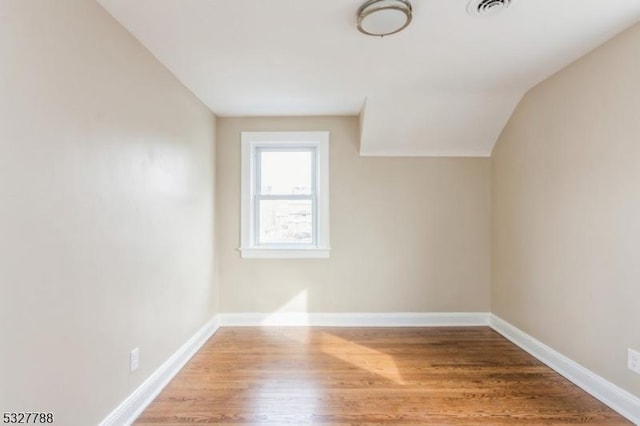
<box><xmin>258</xmin><ymin>199</ymin><xmax>313</xmax><ymax>245</ymax></box>
<box><xmin>260</xmin><ymin>151</ymin><xmax>312</xmax><ymax>195</ymax></box>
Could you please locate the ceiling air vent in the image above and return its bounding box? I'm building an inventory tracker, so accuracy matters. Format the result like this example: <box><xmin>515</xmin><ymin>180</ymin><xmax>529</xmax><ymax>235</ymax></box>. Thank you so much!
<box><xmin>467</xmin><ymin>0</ymin><xmax>515</xmax><ymax>16</ymax></box>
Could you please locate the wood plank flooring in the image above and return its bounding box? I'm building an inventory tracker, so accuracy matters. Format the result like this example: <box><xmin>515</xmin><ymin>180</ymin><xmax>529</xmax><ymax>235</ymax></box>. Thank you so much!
<box><xmin>135</xmin><ymin>327</ymin><xmax>631</xmax><ymax>425</ymax></box>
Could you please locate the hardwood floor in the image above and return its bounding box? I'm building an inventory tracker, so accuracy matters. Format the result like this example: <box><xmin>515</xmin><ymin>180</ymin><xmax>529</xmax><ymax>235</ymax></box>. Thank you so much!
<box><xmin>135</xmin><ymin>327</ymin><xmax>631</xmax><ymax>425</ymax></box>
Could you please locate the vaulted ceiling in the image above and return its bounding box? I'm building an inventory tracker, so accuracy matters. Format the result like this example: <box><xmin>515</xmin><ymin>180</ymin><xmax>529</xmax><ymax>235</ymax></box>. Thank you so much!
<box><xmin>98</xmin><ymin>0</ymin><xmax>640</xmax><ymax>156</ymax></box>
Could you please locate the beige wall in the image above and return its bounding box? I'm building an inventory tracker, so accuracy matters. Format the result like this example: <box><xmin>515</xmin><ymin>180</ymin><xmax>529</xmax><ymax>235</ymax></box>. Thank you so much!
<box><xmin>0</xmin><ymin>1</ymin><xmax>217</xmax><ymax>424</ymax></box>
<box><xmin>217</xmin><ymin>117</ymin><xmax>490</xmax><ymax>314</ymax></box>
<box><xmin>492</xmin><ymin>23</ymin><xmax>640</xmax><ymax>397</ymax></box>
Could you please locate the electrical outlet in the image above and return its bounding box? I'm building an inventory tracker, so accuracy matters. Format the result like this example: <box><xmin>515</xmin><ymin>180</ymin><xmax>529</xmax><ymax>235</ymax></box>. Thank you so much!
<box><xmin>628</xmin><ymin>348</ymin><xmax>640</xmax><ymax>374</ymax></box>
<box><xmin>130</xmin><ymin>348</ymin><xmax>140</xmax><ymax>373</ymax></box>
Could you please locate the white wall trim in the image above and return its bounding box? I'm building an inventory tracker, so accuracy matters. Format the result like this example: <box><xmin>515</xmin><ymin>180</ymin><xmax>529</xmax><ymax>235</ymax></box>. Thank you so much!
<box><xmin>490</xmin><ymin>314</ymin><xmax>640</xmax><ymax>425</ymax></box>
<box><xmin>359</xmin><ymin>149</ymin><xmax>492</xmax><ymax>158</ymax></box>
<box><xmin>100</xmin><ymin>315</ymin><xmax>220</xmax><ymax>426</ymax></box>
<box><xmin>238</xmin><ymin>247</ymin><xmax>330</xmax><ymax>259</ymax></box>
<box><xmin>219</xmin><ymin>312</ymin><xmax>490</xmax><ymax>327</ymax></box>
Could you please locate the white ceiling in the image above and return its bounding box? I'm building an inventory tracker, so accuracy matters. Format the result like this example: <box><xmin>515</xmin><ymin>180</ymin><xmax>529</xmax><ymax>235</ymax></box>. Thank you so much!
<box><xmin>98</xmin><ymin>0</ymin><xmax>640</xmax><ymax>157</ymax></box>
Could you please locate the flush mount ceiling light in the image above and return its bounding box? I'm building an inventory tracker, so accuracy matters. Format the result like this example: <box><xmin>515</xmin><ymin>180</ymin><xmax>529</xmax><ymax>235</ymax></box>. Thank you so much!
<box><xmin>357</xmin><ymin>0</ymin><xmax>413</xmax><ymax>37</ymax></box>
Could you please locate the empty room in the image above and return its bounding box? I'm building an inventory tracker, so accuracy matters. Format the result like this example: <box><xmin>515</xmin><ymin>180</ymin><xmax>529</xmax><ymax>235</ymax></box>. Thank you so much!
<box><xmin>2</xmin><ymin>0</ymin><xmax>640</xmax><ymax>425</ymax></box>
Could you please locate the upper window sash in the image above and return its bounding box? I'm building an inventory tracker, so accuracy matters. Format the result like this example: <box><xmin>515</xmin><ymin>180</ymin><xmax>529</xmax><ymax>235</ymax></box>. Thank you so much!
<box><xmin>254</xmin><ymin>147</ymin><xmax>316</xmax><ymax>197</ymax></box>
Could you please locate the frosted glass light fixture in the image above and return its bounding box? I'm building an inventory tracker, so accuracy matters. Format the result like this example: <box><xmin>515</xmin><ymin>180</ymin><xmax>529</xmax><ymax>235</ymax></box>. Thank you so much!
<box><xmin>357</xmin><ymin>0</ymin><xmax>413</xmax><ymax>37</ymax></box>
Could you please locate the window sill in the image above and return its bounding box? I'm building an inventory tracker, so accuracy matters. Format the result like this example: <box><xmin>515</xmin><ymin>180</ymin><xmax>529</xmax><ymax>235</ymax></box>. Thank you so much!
<box><xmin>239</xmin><ymin>247</ymin><xmax>330</xmax><ymax>259</ymax></box>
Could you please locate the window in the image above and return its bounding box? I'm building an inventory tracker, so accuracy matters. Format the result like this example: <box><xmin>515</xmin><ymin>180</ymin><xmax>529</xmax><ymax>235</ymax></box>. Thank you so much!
<box><xmin>240</xmin><ymin>131</ymin><xmax>330</xmax><ymax>259</ymax></box>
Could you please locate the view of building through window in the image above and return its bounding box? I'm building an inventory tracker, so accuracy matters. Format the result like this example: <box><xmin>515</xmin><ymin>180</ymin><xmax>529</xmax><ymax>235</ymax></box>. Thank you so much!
<box><xmin>258</xmin><ymin>199</ymin><xmax>312</xmax><ymax>244</ymax></box>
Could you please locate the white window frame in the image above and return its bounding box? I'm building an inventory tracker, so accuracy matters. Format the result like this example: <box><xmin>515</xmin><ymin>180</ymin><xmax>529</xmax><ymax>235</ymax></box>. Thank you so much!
<box><xmin>240</xmin><ymin>131</ymin><xmax>330</xmax><ymax>259</ymax></box>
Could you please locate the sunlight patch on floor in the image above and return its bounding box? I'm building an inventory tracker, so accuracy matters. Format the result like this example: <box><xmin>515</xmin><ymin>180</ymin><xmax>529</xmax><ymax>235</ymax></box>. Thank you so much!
<box><xmin>320</xmin><ymin>332</ymin><xmax>405</xmax><ymax>385</ymax></box>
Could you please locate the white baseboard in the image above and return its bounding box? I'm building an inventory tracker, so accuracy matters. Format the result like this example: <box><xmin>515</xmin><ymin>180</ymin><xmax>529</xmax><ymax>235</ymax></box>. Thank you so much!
<box><xmin>99</xmin><ymin>315</ymin><xmax>220</xmax><ymax>426</ymax></box>
<box><xmin>490</xmin><ymin>314</ymin><xmax>640</xmax><ymax>425</ymax></box>
<box><xmin>218</xmin><ymin>312</ymin><xmax>490</xmax><ymax>327</ymax></box>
